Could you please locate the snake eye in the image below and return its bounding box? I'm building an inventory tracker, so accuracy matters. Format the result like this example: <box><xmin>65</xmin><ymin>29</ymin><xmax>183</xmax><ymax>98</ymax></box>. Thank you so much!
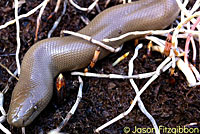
<box><xmin>33</xmin><ymin>105</ymin><xmax>38</xmax><ymax>110</ymax></box>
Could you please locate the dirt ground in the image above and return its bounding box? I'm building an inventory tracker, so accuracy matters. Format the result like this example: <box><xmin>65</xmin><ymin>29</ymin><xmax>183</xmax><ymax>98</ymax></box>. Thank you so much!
<box><xmin>0</xmin><ymin>0</ymin><xmax>200</xmax><ymax>134</ymax></box>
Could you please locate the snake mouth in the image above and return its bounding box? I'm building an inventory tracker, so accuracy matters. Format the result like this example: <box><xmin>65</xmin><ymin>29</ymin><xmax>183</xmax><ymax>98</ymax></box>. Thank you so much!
<box><xmin>8</xmin><ymin>110</ymin><xmax>37</xmax><ymax>127</ymax></box>
<box><xmin>8</xmin><ymin>116</ymin><xmax>24</xmax><ymax>127</ymax></box>
<box><xmin>22</xmin><ymin>112</ymin><xmax>36</xmax><ymax>127</ymax></box>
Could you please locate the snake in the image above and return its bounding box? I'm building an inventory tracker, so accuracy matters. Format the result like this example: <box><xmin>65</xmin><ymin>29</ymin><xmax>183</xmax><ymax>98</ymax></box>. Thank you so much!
<box><xmin>7</xmin><ymin>0</ymin><xmax>180</xmax><ymax>127</ymax></box>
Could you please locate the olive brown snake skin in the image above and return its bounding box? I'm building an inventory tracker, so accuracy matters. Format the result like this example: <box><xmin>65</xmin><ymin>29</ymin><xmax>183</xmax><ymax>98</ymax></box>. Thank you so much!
<box><xmin>7</xmin><ymin>0</ymin><xmax>180</xmax><ymax>127</ymax></box>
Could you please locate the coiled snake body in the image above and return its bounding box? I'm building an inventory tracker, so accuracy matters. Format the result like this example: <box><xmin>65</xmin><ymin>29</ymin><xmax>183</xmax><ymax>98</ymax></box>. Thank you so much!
<box><xmin>7</xmin><ymin>0</ymin><xmax>179</xmax><ymax>127</ymax></box>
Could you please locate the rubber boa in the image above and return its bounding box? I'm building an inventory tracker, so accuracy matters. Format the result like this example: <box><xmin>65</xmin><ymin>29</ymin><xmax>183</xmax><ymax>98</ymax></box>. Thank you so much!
<box><xmin>7</xmin><ymin>0</ymin><xmax>180</xmax><ymax>127</ymax></box>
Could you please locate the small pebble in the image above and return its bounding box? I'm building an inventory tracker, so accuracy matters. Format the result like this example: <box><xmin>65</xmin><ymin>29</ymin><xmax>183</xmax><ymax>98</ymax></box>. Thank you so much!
<box><xmin>107</xmin><ymin>82</ymin><xmax>116</xmax><ymax>90</ymax></box>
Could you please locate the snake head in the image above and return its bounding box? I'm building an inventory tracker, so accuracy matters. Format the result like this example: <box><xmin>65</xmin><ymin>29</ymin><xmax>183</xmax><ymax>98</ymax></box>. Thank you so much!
<box><xmin>7</xmin><ymin>89</ymin><xmax>40</xmax><ymax>127</ymax></box>
<box><xmin>7</xmin><ymin>80</ymin><xmax>53</xmax><ymax>127</ymax></box>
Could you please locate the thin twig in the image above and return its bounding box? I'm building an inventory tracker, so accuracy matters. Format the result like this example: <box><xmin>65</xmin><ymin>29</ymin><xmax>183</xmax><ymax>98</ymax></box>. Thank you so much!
<box><xmin>189</xmin><ymin>63</ymin><xmax>200</xmax><ymax>81</ymax></box>
<box><xmin>190</xmin><ymin>0</ymin><xmax>200</xmax><ymax>14</ymax></box>
<box><xmin>152</xmin><ymin>45</ymin><xmax>196</xmax><ymax>86</ymax></box>
<box><xmin>80</xmin><ymin>16</ymin><xmax>90</xmax><ymax>25</ymax></box>
<box><xmin>0</xmin><ymin>123</ymin><xmax>11</xmax><ymax>134</ymax></box>
<box><xmin>0</xmin><ymin>92</ymin><xmax>11</xmax><ymax>134</ymax></box>
<box><xmin>172</xmin><ymin>11</ymin><xmax>200</xmax><ymax>48</ymax></box>
<box><xmin>71</xmin><ymin>71</ymin><xmax>155</xmax><ymax>79</ymax></box>
<box><xmin>35</xmin><ymin>0</ymin><xmax>50</xmax><ymax>41</ymax></box>
<box><xmin>95</xmin><ymin>57</ymin><xmax>172</xmax><ymax>133</ymax></box>
<box><xmin>179</xmin><ymin>29</ymin><xmax>200</xmax><ymax>36</ymax></box>
<box><xmin>0</xmin><ymin>63</ymin><xmax>19</xmax><ymax>81</ymax></box>
<box><xmin>128</xmin><ymin>44</ymin><xmax>160</xmax><ymax>134</ymax></box>
<box><xmin>103</xmin><ymin>29</ymin><xmax>173</xmax><ymax>42</ymax></box>
<box><xmin>112</xmin><ymin>52</ymin><xmax>129</xmax><ymax>66</ymax></box>
<box><xmin>127</xmin><ymin>0</ymin><xmax>132</xmax><ymax>3</ymax></box>
<box><xmin>177</xmin><ymin>59</ymin><xmax>196</xmax><ymax>86</ymax></box>
<box><xmin>2</xmin><ymin>69</ymin><xmax>18</xmax><ymax>94</ymax></box>
<box><xmin>145</xmin><ymin>36</ymin><xmax>165</xmax><ymax>47</ymax></box>
<box><xmin>21</xmin><ymin>127</ymin><xmax>25</xmax><ymax>134</ymax></box>
<box><xmin>61</xmin><ymin>30</ymin><xmax>117</xmax><ymax>52</ymax></box>
<box><xmin>54</xmin><ymin>0</ymin><xmax>62</xmax><ymax>13</ymax></box>
<box><xmin>0</xmin><ymin>0</ymin><xmax>50</xmax><ymax>30</ymax></box>
<box><xmin>104</xmin><ymin>0</ymin><xmax>111</xmax><ymax>7</ymax></box>
<box><xmin>14</xmin><ymin>0</ymin><xmax>21</xmax><ymax>75</ymax></box>
<box><xmin>69</xmin><ymin>0</ymin><xmax>99</xmax><ymax>12</ymax></box>
<box><xmin>184</xmin><ymin>16</ymin><xmax>200</xmax><ymax>64</ymax></box>
<box><xmin>175</xmin><ymin>0</ymin><xmax>200</xmax><ymax>30</ymax></box>
<box><xmin>48</xmin><ymin>0</ymin><xmax>67</xmax><ymax>38</ymax></box>
<box><xmin>47</xmin><ymin>0</ymin><xmax>62</xmax><ymax>20</ymax></box>
<box><xmin>48</xmin><ymin>76</ymin><xmax>83</xmax><ymax>133</ymax></box>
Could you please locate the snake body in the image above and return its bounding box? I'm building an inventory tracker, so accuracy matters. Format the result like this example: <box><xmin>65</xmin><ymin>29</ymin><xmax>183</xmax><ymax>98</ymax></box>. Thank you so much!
<box><xmin>7</xmin><ymin>0</ymin><xmax>179</xmax><ymax>127</ymax></box>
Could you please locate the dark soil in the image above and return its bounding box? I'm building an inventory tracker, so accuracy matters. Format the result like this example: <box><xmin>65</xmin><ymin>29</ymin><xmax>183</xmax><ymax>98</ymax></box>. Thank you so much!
<box><xmin>0</xmin><ymin>0</ymin><xmax>199</xmax><ymax>134</ymax></box>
